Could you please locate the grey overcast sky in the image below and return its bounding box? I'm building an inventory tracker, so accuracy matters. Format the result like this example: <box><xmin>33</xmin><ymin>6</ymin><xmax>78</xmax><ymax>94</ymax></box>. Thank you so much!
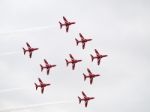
<box><xmin>0</xmin><ymin>0</ymin><xmax>150</xmax><ymax>112</ymax></box>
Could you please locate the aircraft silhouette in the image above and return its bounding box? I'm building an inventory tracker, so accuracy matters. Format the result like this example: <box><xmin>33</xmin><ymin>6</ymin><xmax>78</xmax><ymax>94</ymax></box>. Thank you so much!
<box><xmin>83</xmin><ymin>68</ymin><xmax>100</xmax><ymax>84</ymax></box>
<box><xmin>75</xmin><ymin>33</ymin><xmax>92</xmax><ymax>49</ymax></box>
<box><xmin>78</xmin><ymin>91</ymin><xmax>95</xmax><ymax>107</ymax></box>
<box><xmin>59</xmin><ymin>16</ymin><xmax>75</xmax><ymax>32</ymax></box>
<box><xmin>90</xmin><ymin>49</ymin><xmax>108</xmax><ymax>65</ymax></box>
<box><xmin>65</xmin><ymin>54</ymin><xmax>82</xmax><ymax>70</ymax></box>
<box><xmin>40</xmin><ymin>59</ymin><xmax>56</xmax><ymax>75</ymax></box>
<box><xmin>22</xmin><ymin>42</ymin><xmax>38</xmax><ymax>58</ymax></box>
<box><xmin>34</xmin><ymin>78</ymin><xmax>50</xmax><ymax>94</ymax></box>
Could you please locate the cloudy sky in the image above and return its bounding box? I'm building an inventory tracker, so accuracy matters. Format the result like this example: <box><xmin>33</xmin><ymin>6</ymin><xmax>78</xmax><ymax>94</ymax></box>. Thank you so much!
<box><xmin>0</xmin><ymin>0</ymin><xmax>150</xmax><ymax>112</ymax></box>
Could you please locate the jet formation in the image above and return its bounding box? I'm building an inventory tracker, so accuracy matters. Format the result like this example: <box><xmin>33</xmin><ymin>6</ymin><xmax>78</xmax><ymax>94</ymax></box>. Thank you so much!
<box><xmin>22</xmin><ymin>16</ymin><xmax>108</xmax><ymax>110</ymax></box>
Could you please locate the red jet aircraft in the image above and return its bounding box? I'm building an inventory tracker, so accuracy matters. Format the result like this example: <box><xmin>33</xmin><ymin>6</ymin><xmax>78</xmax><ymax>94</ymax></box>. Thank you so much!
<box><xmin>34</xmin><ymin>78</ymin><xmax>50</xmax><ymax>94</ymax></box>
<box><xmin>90</xmin><ymin>49</ymin><xmax>108</xmax><ymax>65</ymax></box>
<box><xmin>78</xmin><ymin>91</ymin><xmax>95</xmax><ymax>107</ymax></box>
<box><xmin>65</xmin><ymin>54</ymin><xmax>82</xmax><ymax>70</ymax></box>
<box><xmin>22</xmin><ymin>42</ymin><xmax>38</xmax><ymax>58</ymax></box>
<box><xmin>59</xmin><ymin>16</ymin><xmax>75</xmax><ymax>32</ymax></box>
<box><xmin>83</xmin><ymin>68</ymin><xmax>100</xmax><ymax>85</ymax></box>
<box><xmin>40</xmin><ymin>59</ymin><xmax>56</xmax><ymax>75</ymax></box>
<box><xmin>75</xmin><ymin>33</ymin><xmax>92</xmax><ymax>49</ymax></box>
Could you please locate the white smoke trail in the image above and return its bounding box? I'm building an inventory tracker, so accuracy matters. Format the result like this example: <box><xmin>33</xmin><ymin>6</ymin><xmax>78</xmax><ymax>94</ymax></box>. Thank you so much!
<box><xmin>0</xmin><ymin>101</ymin><xmax>73</xmax><ymax>112</ymax></box>
<box><xmin>0</xmin><ymin>87</ymin><xmax>27</xmax><ymax>94</ymax></box>
<box><xmin>0</xmin><ymin>25</ymin><xmax>57</xmax><ymax>35</ymax></box>
<box><xmin>0</xmin><ymin>51</ymin><xmax>20</xmax><ymax>57</ymax></box>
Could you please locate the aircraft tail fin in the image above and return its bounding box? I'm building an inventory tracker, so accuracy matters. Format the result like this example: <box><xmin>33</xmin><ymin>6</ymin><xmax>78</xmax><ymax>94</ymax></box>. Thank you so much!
<box><xmin>40</xmin><ymin>64</ymin><xmax>43</xmax><ymax>71</ymax></box>
<box><xmin>23</xmin><ymin>48</ymin><xmax>26</xmax><ymax>54</ymax></box>
<box><xmin>90</xmin><ymin>54</ymin><xmax>94</xmax><ymax>62</ymax></box>
<box><xmin>59</xmin><ymin>21</ymin><xmax>63</xmax><ymax>29</ymax></box>
<box><xmin>83</xmin><ymin>73</ymin><xmax>87</xmax><ymax>81</ymax></box>
<box><xmin>75</xmin><ymin>38</ymin><xmax>79</xmax><ymax>46</ymax></box>
<box><xmin>78</xmin><ymin>96</ymin><xmax>82</xmax><ymax>104</ymax></box>
<box><xmin>34</xmin><ymin>83</ymin><xmax>38</xmax><ymax>90</ymax></box>
<box><xmin>65</xmin><ymin>59</ymin><xmax>69</xmax><ymax>66</ymax></box>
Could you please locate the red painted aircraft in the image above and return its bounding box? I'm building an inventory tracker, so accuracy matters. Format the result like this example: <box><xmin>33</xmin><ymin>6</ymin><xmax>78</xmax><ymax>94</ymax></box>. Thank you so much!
<box><xmin>40</xmin><ymin>59</ymin><xmax>56</xmax><ymax>75</ymax></box>
<box><xmin>59</xmin><ymin>16</ymin><xmax>75</xmax><ymax>32</ymax></box>
<box><xmin>90</xmin><ymin>49</ymin><xmax>108</xmax><ymax>65</ymax></box>
<box><xmin>75</xmin><ymin>33</ymin><xmax>92</xmax><ymax>49</ymax></box>
<box><xmin>22</xmin><ymin>42</ymin><xmax>38</xmax><ymax>58</ymax></box>
<box><xmin>78</xmin><ymin>91</ymin><xmax>95</xmax><ymax>107</ymax></box>
<box><xmin>34</xmin><ymin>78</ymin><xmax>50</xmax><ymax>94</ymax></box>
<box><xmin>65</xmin><ymin>54</ymin><xmax>82</xmax><ymax>70</ymax></box>
<box><xmin>83</xmin><ymin>68</ymin><xmax>100</xmax><ymax>85</ymax></box>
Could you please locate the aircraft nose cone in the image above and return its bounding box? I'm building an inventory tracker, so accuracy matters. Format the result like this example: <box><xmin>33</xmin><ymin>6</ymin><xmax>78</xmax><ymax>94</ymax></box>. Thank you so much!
<box><xmin>92</xmin><ymin>97</ymin><xmax>95</xmax><ymax>99</ymax></box>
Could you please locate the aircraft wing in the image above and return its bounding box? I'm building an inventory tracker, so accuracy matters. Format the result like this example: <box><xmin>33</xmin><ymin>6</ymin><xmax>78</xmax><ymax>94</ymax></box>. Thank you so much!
<box><xmin>87</xmin><ymin>68</ymin><xmax>92</xmax><ymax>74</ymax></box>
<box><xmin>63</xmin><ymin>16</ymin><xmax>68</xmax><ymax>22</ymax></box>
<box><xmin>97</xmin><ymin>58</ymin><xmax>101</xmax><ymax>65</ymax></box>
<box><xmin>26</xmin><ymin>42</ymin><xmax>31</xmax><ymax>48</ymax></box>
<box><xmin>41</xmin><ymin>87</ymin><xmax>44</xmax><ymax>94</ymax></box>
<box><xmin>82</xmin><ymin>91</ymin><xmax>87</xmax><ymax>97</ymax></box>
<box><xmin>44</xmin><ymin>59</ymin><xmax>48</xmax><ymax>65</ymax></box>
<box><xmin>66</xmin><ymin>26</ymin><xmax>69</xmax><ymax>32</ymax></box>
<box><xmin>72</xmin><ymin>63</ymin><xmax>75</xmax><ymax>70</ymax></box>
<box><xmin>95</xmin><ymin>49</ymin><xmax>100</xmax><ymax>56</ymax></box>
<box><xmin>69</xmin><ymin>54</ymin><xmax>74</xmax><ymax>60</ymax></box>
<box><xmin>90</xmin><ymin>78</ymin><xmax>93</xmax><ymax>84</ymax></box>
<box><xmin>82</xmin><ymin>43</ymin><xmax>85</xmax><ymax>49</ymax></box>
<box><xmin>79</xmin><ymin>33</ymin><xmax>84</xmax><ymax>40</ymax></box>
<box><xmin>47</xmin><ymin>68</ymin><xmax>50</xmax><ymax>75</ymax></box>
<box><xmin>38</xmin><ymin>78</ymin><xmax>43</xmax><ymax>84</ymax></box>
<box><xmin>85</xmin><ymin>101</ymin><xmax>88</xmax><ymax>107</ymax></box>
<box><xmin>29</xmin><ymin>52</ymin><xmax>32</xmax><ymax>58</ymax></box>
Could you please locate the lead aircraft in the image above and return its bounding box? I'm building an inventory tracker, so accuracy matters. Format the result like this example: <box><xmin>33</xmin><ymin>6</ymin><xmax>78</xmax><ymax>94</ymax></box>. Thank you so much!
<box><xmin>59</xmin><ymin>16</ymin><xmax>75</xmax><ymax>32</ymax></box>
